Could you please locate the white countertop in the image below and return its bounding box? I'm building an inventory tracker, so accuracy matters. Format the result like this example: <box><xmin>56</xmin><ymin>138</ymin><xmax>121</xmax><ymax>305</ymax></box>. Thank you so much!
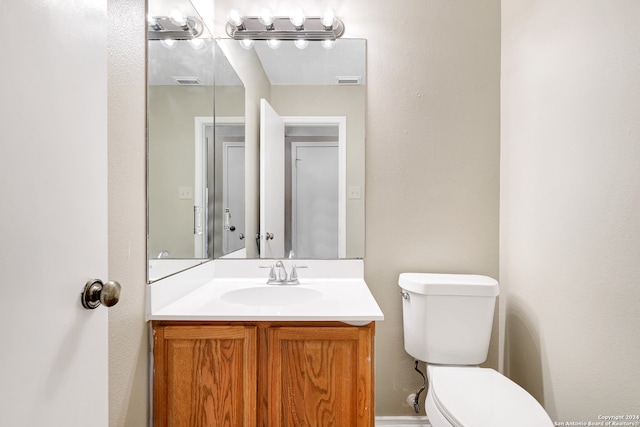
<box><xmin>146</xmin><ymin>259</ymin><xmax>384</xmax><ymax>325</ymax></box>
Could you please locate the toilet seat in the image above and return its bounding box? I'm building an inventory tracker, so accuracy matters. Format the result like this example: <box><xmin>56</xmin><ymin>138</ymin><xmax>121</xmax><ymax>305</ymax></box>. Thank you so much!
<box><xmin>427</xmin><ymin>366</ymin><xmax>553</xmax><ymax>427</ymax></box>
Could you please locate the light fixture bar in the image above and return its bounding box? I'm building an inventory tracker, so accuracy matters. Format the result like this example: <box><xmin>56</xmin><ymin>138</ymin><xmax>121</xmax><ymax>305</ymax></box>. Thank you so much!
<box><xmin>148</xmin><ymin>16</ymin><xmax>204</xmax><ymax>40</ymax></box>
<box><xmin>226</xmin><ymin>16</ymin><xmax>344</xmax><ymax>41</ymax></box>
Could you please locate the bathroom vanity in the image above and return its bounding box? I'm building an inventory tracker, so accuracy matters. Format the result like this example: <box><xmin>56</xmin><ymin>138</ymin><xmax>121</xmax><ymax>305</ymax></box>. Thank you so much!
<box><xmin>147</xmin><ymin>259</ymin><xmax>383</xmax><ymax>426</ymax></box>
<box><xmin>145</xmin><ymin>8</ymin><xmax>375</xmax><ymax>422</ymax></box>
<box><xmin>152</xmin><ymin>320</ymin><xmax>374</xmax><ymax>426</ymax></box>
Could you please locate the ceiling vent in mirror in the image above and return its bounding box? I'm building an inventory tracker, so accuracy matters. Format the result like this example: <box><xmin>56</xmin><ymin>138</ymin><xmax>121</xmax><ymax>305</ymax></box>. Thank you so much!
<box><xmin>173</xmin><ymin>76</ymin><xmax>202</xmax><ymax>85</ymax></box>
<box><xmin>336</xmin><ymin>76</ymin><xmax>361</xmax><ymax>85</ymax></box>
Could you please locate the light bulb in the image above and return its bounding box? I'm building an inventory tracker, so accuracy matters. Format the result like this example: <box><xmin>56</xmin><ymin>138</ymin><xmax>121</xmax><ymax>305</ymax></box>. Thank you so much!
<box><xmin>189</xmin><ymin>38</ymin><xmax>204</xmax><ymax>49</ymax></box>
<box><xmin>148</xmin><ymin>15</ymin><xmax>162</xmax><ymax>31</ymax></box>
<box><xmin>294</xmin><ymin>39</ymin><xmax>309</xmax><ymax>49</ymax></box>
<box><xmin>168</xmin><ymin>8</ymin><xmax>187</xmax><ymax>27</ymax></box>
<box><xmin>321</xmin><ymin>7</ymin><xmax>336</xmax><ymax>28</ymax></box>
<box><xmin>258</xmin><ymin>7</ymin><xmax>274</xmax><ymax>27</ymax></box>
<box><xmin>289</xmin><ymin>7</ymin><xmax>306</xmax><ymax>28</ymax></box>
<box><xmin>239</xmin><ymin>39</ymin><xmax>254</xmax><ymax>49</ymax></box>
<box><xmin>321</xmin><ymin>39</ymin><xmax>336</xmax><ymax>49</ymax></box>
<box><xmin>227</xmin><ymin>9</ymin><xmax>244</xmax><ymax>27</ymax></box>
<box><xmin>160</xmin><ymin>39</ymin><xmax>177</xmax><ymax>49</ymax></box>
<box><xmin>267</xmin><ymin>39</ymin><xmax>281</xmax><ymax>49</ymax></box>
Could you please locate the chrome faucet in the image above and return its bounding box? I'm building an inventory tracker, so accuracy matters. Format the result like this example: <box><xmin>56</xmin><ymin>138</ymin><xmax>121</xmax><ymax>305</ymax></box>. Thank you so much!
<box><xmin>264</xmin><ymin>260</ymin><xmax>306</xmax><ymax>285</ymax></box>
<box><xmin>267</xmin><ymin>260</ymin><xmax>288</xmax><ymax>284</ymax></box>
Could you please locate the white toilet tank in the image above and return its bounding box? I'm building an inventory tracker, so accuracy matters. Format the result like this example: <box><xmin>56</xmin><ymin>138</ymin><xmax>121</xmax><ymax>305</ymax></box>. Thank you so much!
<box><xmin>399</xmin><ymin>273</ymin><xmax>499</xmax><ymax>365</ymax></box>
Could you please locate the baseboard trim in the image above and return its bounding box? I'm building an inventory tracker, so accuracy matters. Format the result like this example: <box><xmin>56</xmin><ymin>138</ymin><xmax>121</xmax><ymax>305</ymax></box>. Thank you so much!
<box><xmin>375</xmin><ymin>416</ymin><xmax>431</xmax><ymax>426</ymax></box>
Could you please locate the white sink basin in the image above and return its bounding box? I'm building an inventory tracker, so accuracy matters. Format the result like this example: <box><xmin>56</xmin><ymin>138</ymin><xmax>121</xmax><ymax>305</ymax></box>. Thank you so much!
<box><xmin>147</xmin><ymin>260</ymin><xmax>385</xmax><ymax>323</ymax></box>
<box><xmin>221</xmin><ymin>286</ymin><xmax>323</xmax><ymax>306</ymax></box>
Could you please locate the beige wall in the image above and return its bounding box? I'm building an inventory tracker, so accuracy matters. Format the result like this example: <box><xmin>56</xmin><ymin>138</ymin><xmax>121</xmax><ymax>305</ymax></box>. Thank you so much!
<box><xmin>147</xmin><ymin>84</ymin><xmax>243</xmax><ymax>259</ymax></box>
<box><xmin>108</xmin><ymin>0</ymin><xmax>500</xmax><ymax>423</ymax></box>
<box><xmin>107</xmin><ymin>0</ymin><xmax>147</xmax><ymax>425</ymax></box>
<box><xmin>361</xmin><ymin>1</ymin><xmax>501</xmax><ymax>415</ymax></box>
<box><xmin>215</xmin><ymin>0</ymin><xmax>502</xmax><ymax>416</ymax></box>
<box><xmin>500</xmin><ymin>0</ymin><xmax>640</xmax><ymax>422</ymax></box>
<box><xmin>147</xmin><ymin>85</ymin><xmax>214</xmax><ymax>258</ymax></box>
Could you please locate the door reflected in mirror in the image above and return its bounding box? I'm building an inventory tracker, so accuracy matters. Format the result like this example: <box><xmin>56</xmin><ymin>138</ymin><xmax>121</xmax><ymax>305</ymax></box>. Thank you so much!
<box><xmin>259</xmin><ymin>99</ymin><xmax>347</xmax><ymax>259</ymax></box>
<box><xmin>217</xmin><ymin>39</ymin><xmax>366</xmax><ymax>260</ymax></box>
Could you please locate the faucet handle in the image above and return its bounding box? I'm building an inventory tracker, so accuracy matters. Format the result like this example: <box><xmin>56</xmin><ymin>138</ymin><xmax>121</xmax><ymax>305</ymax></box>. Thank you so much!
<box><xmin>286</xmin><ymin>264</ymin><xmax>307</xmax><ymax>285</ymax></box>
<box><xmin>267</xmin><ymin>265</ymin><xmax>279</xmax><ymax>283</ymax></box>
<box><xmin>260</xmin><ymin>263</ymin><xmax>280</xmax><ymax>284</ymax></box>
<box><xmin>263</xmin><ymin>260</ymin><xmax>287</xmax><ymax>284</ymax></box>
<box><xmin>274</xmin><ymin>260</ymin><xmax>287</xmax><ymax>282</ymax></box>
<box><xmin>287</xmin><ymin>265</ymin><xmax>300</xmax><ymax>285</ymax></box>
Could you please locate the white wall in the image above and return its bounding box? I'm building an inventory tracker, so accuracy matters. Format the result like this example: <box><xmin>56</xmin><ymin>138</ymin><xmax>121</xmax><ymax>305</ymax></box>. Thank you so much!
<box><xmin>501</xmin><ymin>0</ymin><xmax>640</xmax><ymax>422</ymax></box>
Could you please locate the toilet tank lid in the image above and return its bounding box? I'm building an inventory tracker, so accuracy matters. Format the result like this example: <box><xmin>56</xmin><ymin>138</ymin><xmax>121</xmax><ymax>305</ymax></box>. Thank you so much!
<box><xmin>398</xmin><ymin>273</ymin><xmax>499</xmax><ymax>297</ymax></box>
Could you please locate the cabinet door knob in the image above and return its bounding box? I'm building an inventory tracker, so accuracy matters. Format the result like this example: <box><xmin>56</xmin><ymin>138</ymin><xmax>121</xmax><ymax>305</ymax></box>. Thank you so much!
<box><xmin>81</xmin><ymin>279</ymin><xmax>121</xmax><ymax>309</ymax></box>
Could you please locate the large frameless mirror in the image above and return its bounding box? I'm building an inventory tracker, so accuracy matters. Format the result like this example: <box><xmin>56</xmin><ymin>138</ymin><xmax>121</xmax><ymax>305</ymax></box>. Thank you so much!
<box><xmin>147</xmin><ymin>0</ymin><xmax>366</xmax><ymax>281</ymax></box>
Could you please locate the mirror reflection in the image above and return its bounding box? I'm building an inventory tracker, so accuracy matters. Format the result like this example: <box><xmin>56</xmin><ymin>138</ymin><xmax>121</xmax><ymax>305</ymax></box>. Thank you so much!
<box><xmin>148</xmin><ymin>33</ymin><xmax>241</xmax><ymax>280</ymax></box>
<box><xmin>217</xmin><ymin>39</ymin><xmax>366</xmax><ymax>260</ymax></box>
<box><xmin>147</xmin><ymin>34</ymin><xmax>366</xmax><ymax>281</ymax></box>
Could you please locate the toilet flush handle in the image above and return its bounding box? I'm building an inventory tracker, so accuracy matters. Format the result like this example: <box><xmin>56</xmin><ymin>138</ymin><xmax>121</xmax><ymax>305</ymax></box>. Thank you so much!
<box><xmin>400</xmin><ymin>290</ymin><xmax>410</xmax><ymax>300</ymax></box>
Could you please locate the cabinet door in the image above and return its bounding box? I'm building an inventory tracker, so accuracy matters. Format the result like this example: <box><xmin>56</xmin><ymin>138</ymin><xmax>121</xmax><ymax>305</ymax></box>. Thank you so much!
<box><xmin>267</xmin><ymin>325</ymin><xmax>374</xmax><ymax>426</ymax></box>
<box><xmin>153</xmin><ymin>325</ymin><xmax>257</xmax><ymax>427</ymax></box>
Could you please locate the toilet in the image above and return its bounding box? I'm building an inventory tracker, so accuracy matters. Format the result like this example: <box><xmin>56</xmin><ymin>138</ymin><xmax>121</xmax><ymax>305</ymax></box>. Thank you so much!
<box><xmin>399</xmin><ymin>273</ymin><xmax>553</xmax><ymax>427</ymax></box>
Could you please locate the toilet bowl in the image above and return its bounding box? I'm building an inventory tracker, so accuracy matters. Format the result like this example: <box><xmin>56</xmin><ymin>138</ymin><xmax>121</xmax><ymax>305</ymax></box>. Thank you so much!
<box><xmin>399</xmin><ymin>273</ymin><xmax>553</xmax><ymax>427</ymax></box>
<box><xmin>425</xmin><ymin>365</ymin><xmax>552</xmax><ymax>427</ymax></box>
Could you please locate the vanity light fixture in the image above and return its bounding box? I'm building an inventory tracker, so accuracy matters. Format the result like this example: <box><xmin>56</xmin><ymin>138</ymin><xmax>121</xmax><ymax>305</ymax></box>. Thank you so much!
<box><xmin>225</xmin><ymin>7</ymin><xmax>344</xmax><ymax>42</ymax></box>
<box><xmin>147</xmin><ymin>14</ymin><xmax>204</xmax><ymax>40</ymax></box>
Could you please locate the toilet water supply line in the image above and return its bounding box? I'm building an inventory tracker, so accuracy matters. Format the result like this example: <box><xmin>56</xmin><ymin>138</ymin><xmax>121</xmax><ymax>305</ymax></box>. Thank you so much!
<box><xmin>409</xmin><ymin>360</ymin><xmax>427</xmax><ymax>413</ymax></box>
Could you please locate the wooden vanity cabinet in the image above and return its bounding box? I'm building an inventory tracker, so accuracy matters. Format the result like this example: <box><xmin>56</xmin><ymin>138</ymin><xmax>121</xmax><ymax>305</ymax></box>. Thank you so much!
<box><xmin>152</xmin><ymin>321</ymin><xmax>375</xmax><ymax>427</ymax></box>
<box><xmin>152</xmin><ymin>324</ymin><xmax>257</xmax><ymax>426</ymax></box>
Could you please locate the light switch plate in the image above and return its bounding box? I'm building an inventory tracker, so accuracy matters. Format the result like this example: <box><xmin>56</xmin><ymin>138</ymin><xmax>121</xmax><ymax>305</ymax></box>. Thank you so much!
<box><xmin>348</xmin><ymin>186</ymin><xmax>362</xmax><ymax>199</ymax></box>
<box><xmin>179</xmin><ymin>186</ymin><xmax>193</xmax><ymax>199</ymax></box>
